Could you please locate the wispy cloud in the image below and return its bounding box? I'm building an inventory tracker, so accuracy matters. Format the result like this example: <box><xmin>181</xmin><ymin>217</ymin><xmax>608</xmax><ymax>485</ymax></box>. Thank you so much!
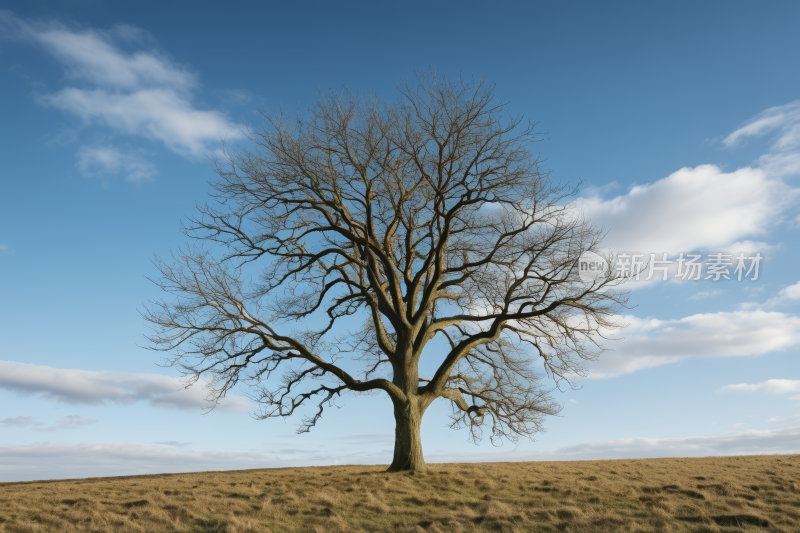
<box><xmin>153</xmin><ymin>441</ymin><xmax>191</xmax><ymax>448</ymax></box>
<box><xmin>218</xmin><ymin>88</ymin><xmax>254</xmax><ymax>106</ymax></box>
<box><xmin>0</xmin><ymin>416</ymin><xmax>40</xmax><ymax>429</ymax></box>
<box><xmin>0</xmin><ymin>10</ymin><xmax>241</xmax><ymax>172</ymax></box>
<box><xmin>0</xmin><ymin>442</ymin><xmax>281</xmax><ymax>482</ymax></box>
<box><xmin>725</xmin><ymin>100</ymin><xmax>800</xmax><ymax>178</ymax></box>
<box><xmin>768</xmin><ymin>415</ymin><xmax>800</xmax><ymax>423</ymax></box>
<box><xmin>0</xmin><ymin>360</ymin><xmax>250</xmax><ymax>412</ymax></box>
<box><xmin>47</xmin><ymin>415</ymin><xmax>99</xmax><ymax>430</ymax></box>
<box><xmin>718</xmin><ymin>379</ymin><xmax>800</xmax><ymax>401</ymax></box>
<box><xmin>43</xmin><ymin>88</ymin><xmax>239</xmax><ymax>158</ymax></box>
<box><xmin>724</xmin><ymin>101</ymin><xmax>800</xmax><ymax>149</ymax></box>
<box><xmin>589</xmin><ymin>310</ymin><xmax>800</xmax><ymax>378</ymax></box>
<box><xmin>0</xmin><ymin>415</ymin><xmax>97</xmax><ymax>431</ymax></box>
<box><xmin>754</xmin><ymin>280</ymin><xmax>800</xmax><ymax>309</ymax></box>
<box><xmin>689</xmin><ymin>289</ymin><xmax>725</xmax><ymax>301</ymax></box>
<box><xmin>327</xmin><ymin>434</ymin><xmax>394</xmax><ymax>441</ymax></box>
<box><xmin>542</xmin><ymin>426</ymin><xmax>800</xmax><ymax>459</ymax></box>
<box><xmin>76</xmin><ymin>144</ymin><xmax>157</xmax><ymax>183</ymax></box>
<box><xmin>3</xmin><ymin>426</ymin><xmax>799</xmax><ymax>482</ymax></box>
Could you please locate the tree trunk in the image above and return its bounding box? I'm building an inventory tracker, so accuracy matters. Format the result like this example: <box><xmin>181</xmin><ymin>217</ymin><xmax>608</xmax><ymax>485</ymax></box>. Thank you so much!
<box><xmin>387</xmin><ymin>399</ymin><xmax>427</xmax><ymax>473</ymax></box>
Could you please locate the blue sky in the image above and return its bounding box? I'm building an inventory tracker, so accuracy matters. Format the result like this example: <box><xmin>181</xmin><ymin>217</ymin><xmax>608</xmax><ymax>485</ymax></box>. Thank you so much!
<box><xmin>1</xmin><ymin>1</ymin><xmax>799</xmax><ymax>481</ymax></box>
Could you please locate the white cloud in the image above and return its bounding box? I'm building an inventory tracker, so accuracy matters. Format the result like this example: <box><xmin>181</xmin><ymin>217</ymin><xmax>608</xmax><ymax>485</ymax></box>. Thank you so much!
<box><xmin>689</xmin><ymin>289</ymin><xmax>725</xmax><ymax>301</ymax></box>
<box><xmin>28</xmin><ymin>25</ymin><xmax>194</xmax><ymax>92</ymax></box>
<box><xmin>1</xmin><ymin>10</ymin><xmax>241</xmax><ymax>161</ymax></box>
<box><xmin>77</xmin><ymin>144</ymin><xmax>157</xmax><ymax>182</ymax></box>
<box><xmin>0</xmin><ymin>415</ymin><xmax>97</xmax><ymax>431</ymax></box>
<box><xmin>589</xmin><ymin>310</ymin><xmax>800</xmax><ymax>377</ymax></box>
<box><xmin>725</xmin><ymin>100</ymin><xmax>800</xmax><ymax>178</ymax></box>
<box><xmin>0</xmin><ymin>360</ymin><xmax>250</xmax><ymax>412</ymax></box>
<box><xmin>759</xmin><ymin>152</ymin><xmax>800</xmax><ymax>179</ymax></box>
<box><xmin>757</xmin><ymin>281</ymin><xmax>800</xmax><ymax>309</ymax></box>
<box><xmin>768</xmin><ymin>415</ymin><xmax>800</xmax><ymax>423</ymax></box>
<box><xmin>0</xmin><ymin>416</ymin><xmax>40</xmax><ymax>429</ymax></box>
<box><xmin>47</xmin><ymin>415</ymin><xmax>99</xmax><ymax>431</ymax></box>
<box><xmin>783</xmin><ymin>282</ymin><xmax>800</xmax><ymax>301</ymax></box>
<box><xmin>153</xmin><ymin>441</ymin><xmax>191</xmax><ymax>447</ymax></box>
<box><xmin>579</xmin><ymin>164</ymin><xmax>797</xmax><ymax>254</ymax></box>
<box><xmin>3</xmin><ymin>426</ymin><xmax>800</xmax><ymax>482</ymax></box>
<box><xmin>219</xmin><ymin>88</ymin><xmax>254</xmax><ymax>105</ymax></box>
<box><xmin>733</xmin><ymin>422</ymin><xmax>745</xmax><ymax>428</ymax></box>
<box><xmin>44</xmin><ymin>89</ymin><xmax>238</xmax><ymax>158</ymax></box>
<box><xmin>579</xmin><ymin>100</ymin><xmax>800</xmax><ymax>259</ymax></box>
<box><xmin>718</xmin><ymin>379</ymin><xmax>800</xmax><ymax>396</ymax></box>
<box><xmin>44</xmin><ymin>125</ymin><xmax>79</xmax><ymax>146</ymax></box>
<box><xmin>725</xmin><ymin>100</ymin><xmax>800</xmax><ymax>151</ymax></box>
<box><xmin>327</xmin><ymin>434</ymin><xmax>394</xmax><ymax>442</ymax></box>
<box><xmin>543</xmin><ymin>426</ymin><xmax>800</xmax><ymax>459</ymax></box>
<box><xmin>428</xmin><ymin>427</ymin><xmax>800</xmax><ymax>463</ymax></box>
<box><xmin>0</xmin><ymin>442</ymin><xmax>282</xmax><ymax>482</ymax></box>
<box><xmin>568</xmin><ymin>399</ymin><xmax>578</xmax><ymax>404</ymax></box>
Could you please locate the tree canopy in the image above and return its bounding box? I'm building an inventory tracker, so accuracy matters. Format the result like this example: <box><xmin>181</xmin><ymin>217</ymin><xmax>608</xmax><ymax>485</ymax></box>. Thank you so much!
<box><xmin>143</xmin><ymin>73</ymin><xmax>627</xmax><ymax>472</ymax></box>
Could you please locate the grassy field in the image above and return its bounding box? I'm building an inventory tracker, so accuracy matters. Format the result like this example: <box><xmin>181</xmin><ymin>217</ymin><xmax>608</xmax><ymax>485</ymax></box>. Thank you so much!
<box><xmin>0</xmin><ymin>454</ymin><xmax>797</xmax><ymax>532</ymax></box>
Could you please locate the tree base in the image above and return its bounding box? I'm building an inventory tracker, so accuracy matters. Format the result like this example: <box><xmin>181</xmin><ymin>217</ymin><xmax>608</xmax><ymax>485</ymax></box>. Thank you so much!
<box><xmin>385</xmin><ymin>462</ymin><xmax>428</xmax><ymax>474</ymax></box>
<box><xmin>388</xmin><ymin>399</ymin><xmax>428</xmax><ymax>474</ymax></box>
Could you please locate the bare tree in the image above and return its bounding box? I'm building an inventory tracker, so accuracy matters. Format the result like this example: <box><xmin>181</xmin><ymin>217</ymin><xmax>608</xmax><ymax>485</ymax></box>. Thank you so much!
<box><xmin>142</xmin><ymin>73</ymin><xmax>627</xmax><ymax>473</ymax></box>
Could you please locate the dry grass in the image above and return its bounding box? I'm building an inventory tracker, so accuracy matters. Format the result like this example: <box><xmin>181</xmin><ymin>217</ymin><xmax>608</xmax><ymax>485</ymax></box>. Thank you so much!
<box><xmin>1</xmin><ymin>454</ymin><xmax>798</xmax><ymax>532</ymax></box>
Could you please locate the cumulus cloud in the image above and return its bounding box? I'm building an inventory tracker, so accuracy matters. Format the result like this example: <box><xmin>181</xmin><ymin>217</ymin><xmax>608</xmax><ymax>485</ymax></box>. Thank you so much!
<box><xmin>76</xmin><ymin>144</ymin><xmax>157</xmax><ymax>182</ymax></box>
<box><xmin>0</xmin><ymin>361</ymin><xmax>250</xmax><ymax>412</ymax></box>
<box><xmin>0</xmin><ymin>10</ymin><xmax>241</xmax><ymax>166</ymax></box>
<box><xmin>780</xmin><ymin>281</ymin><xmax>800</xmax><ymax>301</ymax></box>
<box><xmin>588</xmin><ymin>310</ymin><xmax>800</xmax><ymax>378</ymax></box>
<box><xmin>577</xmin><ymin>100</ymin><xmax>800</xmax><ymax>260</ymax></box>
<box><xmin>578</xmin><ymin>164</ymin><xmax>797</xmax><ymax>254</ymax></box>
